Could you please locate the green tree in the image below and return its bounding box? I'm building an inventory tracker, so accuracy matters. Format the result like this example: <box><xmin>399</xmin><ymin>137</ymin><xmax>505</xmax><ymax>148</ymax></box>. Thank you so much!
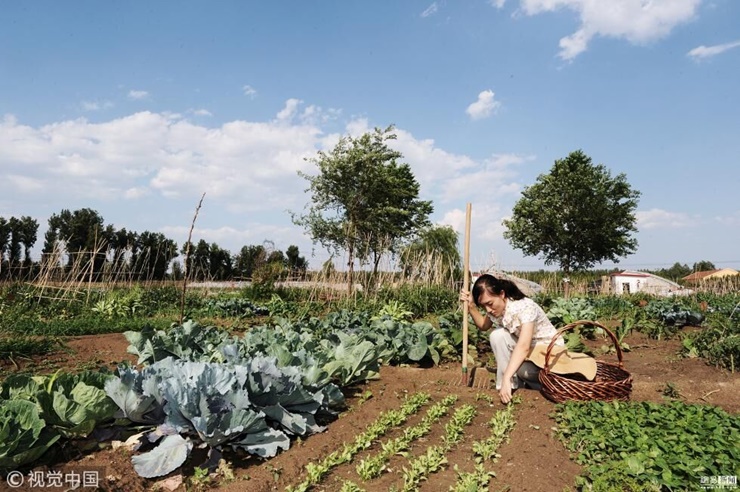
<box><xmin>293</xmin><ymin>126</ymin><xmax>433</xmax><ymax>291</ymax></box>
<box><xmin>9</xmin><ymin>216</ymin><xmax>39</xmax><ymax>278</ymax></box>
<box><xmin>7</xmin><ymin>217</ymin><xmax>23</xmax><ymax>266</ymax></box>
<box><xmin>286</xmin><ymin>245</ymin><xmax>308</xmax><ymax>278</ymax></box>
<box><xmin>655</xmin><ymin>262</ymin><xmax>691</xmax><ymax>280</ymax></box>
<box><xmin>0</xmin><ymin>217</ymin><xmax>9</xmax><ymax>279</ymax></box>
<box><xmin>0</xmin><ymin>216</ymin><xmax>36</xmax><ymax>279</ymax></box>
<box><xmin>208</xmin><ymin>243</ymin><xmax>233</xmax><ymax>280</ymax></box>
<box><xmin>266</xmin><ymin>249</ymin><xmax>286</xmax><ymax>265</ymax></box>
<box><xmin>692</xmin><ymin>260</ymin><xmax>716</xmax><ymax>272</ymax></box>
<box><xmin>133</xmin><ymin>231</ymin><xmax>178</xmax><ymax>280</ymax></box>
<box><xmin>400</xmin><ymin>225</ymin><xmax>461</xmax><ymax>286</ymax></box>
<box><xmin>44</xmin><ymin>208</ymin><xmax>109</xmax><ymax>278</ymax></box>
<box><xmin>234</xmin><ymin>244</ymin><xmax>267</xmax><ymax>279</ymax></box>
<box><xmin>170</xmin><ymin>260</ymin><xmax>184</xmax><ymax>281</ymax></box>
<box><xmin>503</xmin><ymin>150</ymin><xmax>640</xmax><ymax>281</ymax></box>
<box><xmin>108</xmin><ymin>228</ymin><xmax>137</xmax><ymax>279</ymax></box>
<box><xmin>181</xmin><ymin>239</ymin><xmax>211</xmax><ymax>281</ymax></box>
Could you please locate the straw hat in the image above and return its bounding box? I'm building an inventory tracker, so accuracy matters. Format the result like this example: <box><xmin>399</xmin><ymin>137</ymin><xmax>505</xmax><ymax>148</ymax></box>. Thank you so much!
<box><xmin>527</xmin><ymin>344</ymin><xmax>597</xmax><ymax>381</ymax></box>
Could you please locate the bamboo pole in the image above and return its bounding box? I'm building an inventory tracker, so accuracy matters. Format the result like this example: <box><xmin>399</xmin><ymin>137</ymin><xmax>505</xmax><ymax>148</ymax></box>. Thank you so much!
<box><xmin>461</xmin><ymin>203</ymin><xmax>472</xmax><ymax>386</ymax></box>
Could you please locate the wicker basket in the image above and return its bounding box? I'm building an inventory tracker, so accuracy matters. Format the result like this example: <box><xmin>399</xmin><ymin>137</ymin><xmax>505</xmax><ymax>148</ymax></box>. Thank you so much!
<box><xmin>538</xmin><ymin>320</ymin><xmax>633</xmax><ymax>403</ymax></box>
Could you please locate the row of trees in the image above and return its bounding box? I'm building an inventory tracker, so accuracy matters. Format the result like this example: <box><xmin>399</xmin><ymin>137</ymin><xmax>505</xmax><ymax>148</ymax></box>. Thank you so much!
<box><xmin>649</xmin><ymin>261</ymin><xmax>717</xmax><ymax>281</ymax></box>
<box><xmin>0</xmin><ymin>215</ymin><xmax>39</xmax><ymax>278</ymax></box>
<box><xmin>0</xmin><ymin>208</ymin><xmax>309</xmax><ymax>282</ymax></box>
<box><xmin>180</xmin><ymin>240</ymin><xmax>309</xmax><ymax>282</ymax></box>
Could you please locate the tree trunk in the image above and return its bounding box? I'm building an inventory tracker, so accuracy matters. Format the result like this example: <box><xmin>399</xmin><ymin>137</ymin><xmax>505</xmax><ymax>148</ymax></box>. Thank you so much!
<box><xmin>563</xmin><ymin>266</ymin><xmax>571</xmax><ymax>298</ymax></box>
<box><xmin>347</xmin><ymin>243</ymin><xmax>354</xmax><ymax>295</ymax></box>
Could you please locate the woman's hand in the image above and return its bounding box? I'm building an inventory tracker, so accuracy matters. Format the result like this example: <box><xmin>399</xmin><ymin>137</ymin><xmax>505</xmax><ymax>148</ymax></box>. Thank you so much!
<box><xmin>460</xmin><ymin>290</ymin><xmax>493</xmax><ymax>332</ymax></box>
<box><xmin>499</xmin><ymin>379</ymin><xmax>513</xmax><ymax>404</ymax></box>
<box><xmin>459</xmin><ymin>290</ymin><xmax>476</xmax><ymax>310</ymax></box>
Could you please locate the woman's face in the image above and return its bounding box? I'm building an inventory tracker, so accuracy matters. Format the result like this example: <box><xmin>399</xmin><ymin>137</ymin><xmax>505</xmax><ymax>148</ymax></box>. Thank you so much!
<box><xmin>478</xmin><ymin>290</ymin><xmax>507</xmax><ymax>317</ymax></box>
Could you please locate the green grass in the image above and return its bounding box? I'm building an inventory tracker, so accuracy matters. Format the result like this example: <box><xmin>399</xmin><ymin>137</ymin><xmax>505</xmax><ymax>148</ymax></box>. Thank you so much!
<box><xmin>0</xmin><ymin>315</ymin><xmax>175</xmax><ymax>336</ymax></box>
<box><xmin>0</xmin><ymin>336</ymin><xmax>62</xmax><ymax>358</ymax></box>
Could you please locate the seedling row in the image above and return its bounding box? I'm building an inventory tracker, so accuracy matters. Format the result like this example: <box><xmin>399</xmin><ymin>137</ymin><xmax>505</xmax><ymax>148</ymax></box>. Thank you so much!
<box><xmin>287</xmin><ymin>392</ymin><xmax>521</xmax><ymax>492</ymax></box>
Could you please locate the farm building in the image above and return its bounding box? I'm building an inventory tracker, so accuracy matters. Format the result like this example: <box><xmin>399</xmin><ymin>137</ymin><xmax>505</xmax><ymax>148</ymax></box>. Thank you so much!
<box><xmin>681</xmin><ymin>268</ymin><xmax>739</xmax><ymax>284</ymax></box>
<box><xmin>608</xmin><ymin>270</ymin><xmax>689</xmax><ymax>296</ymax></box>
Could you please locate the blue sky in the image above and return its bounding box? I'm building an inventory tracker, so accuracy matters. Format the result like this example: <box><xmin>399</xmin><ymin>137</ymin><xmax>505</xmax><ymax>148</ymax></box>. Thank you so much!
<box><xmin>1</xmin><ymin>0</ymin><xmax>739</xmax><ymax>273</ymax></box>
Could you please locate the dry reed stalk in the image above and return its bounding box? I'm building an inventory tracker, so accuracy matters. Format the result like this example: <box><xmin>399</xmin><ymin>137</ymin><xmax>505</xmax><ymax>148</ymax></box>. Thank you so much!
<box><xmin>179</xmin><ymin>193</ymin><xmax>206</xmax><ymax>325</ymax></box>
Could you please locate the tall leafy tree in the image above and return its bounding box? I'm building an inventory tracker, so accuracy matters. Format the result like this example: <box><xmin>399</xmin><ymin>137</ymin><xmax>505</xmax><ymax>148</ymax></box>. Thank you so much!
<box><xmin>208</xmin><ymin>243</ymin><xmax>233</xmax><ymax>280</ymax></box>
<box><xmin>400</xmin><ymin>225</ymin><xmax>461</xmax><ymax>286</ymax></box>
<box><xmin>293</xmin><ymin>126</ymin><xmax>432</xmax><ymax>291</ymax></box>
<box><xmin>256</xmin><ymin>243</ymin><xmax>287</xmax><ymax>282</ymax></box>
<box><xmin>692</xmin><ymin>260</ymin><xmax>716</xmax><ymax>272</ymax></box>
<box><xmin>234</xmin><ymin>244</ymin><xmax>267</xmax><ymax>279</ymax></box>
<box><xmin>9</xmin><ymin>216</ymin><xmax>39</xmax><ymax>278</ymax></box>
<box><xmin>503</xmin><ymin>150</ymin><xmax>640</xmax><ymax>280</ymax></box>
<box><xmin>44</xmin><ymin>208</ymin><xmax>109</xmax><ymax>277</ymax></box>
<box><xmin>108</xmin><ymin>227</ymin><xmax>137</xmax><ymax>278</ymax></box>
<box><xmin>133</xmin><ymin>231</ymin><xmax>178</xmax><ymax>281</ymax></box>
<box><xmin>17</xmin><ymin>216</ymin><xmax>40</xmax><ymax>265</ymax></box>
<box><xmin>266</xmin><ymin>249</ymin><xmax>286</xmax><ymax>265</ymax></box>
<box><xmin>0</xmin><ymin>217</ymin><xmax>9</xmax><ymax>278</ymax></box>
<box><xmin>654</xmin><ymin>262</ymin><xmax>691</xmax><ymax>280</ymax></box>
<box><xmin>181</xmin><ymin>239</ymin><xmax>211</xmax><ymax>281</ymax></box>
<box><xmin>7</xmin><ymin>217</ymin><xmax>23</xmax><ymax>265</ymax></box>
<box><xmin>286</xmin><ymin>245</ymin><xmax>308</xmax><ymax>278</ymax></box>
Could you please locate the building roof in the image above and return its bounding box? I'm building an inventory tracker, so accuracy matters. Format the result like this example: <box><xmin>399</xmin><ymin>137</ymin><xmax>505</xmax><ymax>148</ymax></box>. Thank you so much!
<box><xmin>682</xmin><ymin>268</ymin><xmax>739</xmax><ymax>282</ymax></box>
<box><xmin>610</xmin><ymin>270</ymin><xmax>650</xmax><ymax>278</ymax></box>
<box><xmin>610</xmin><ymin>270</ymin><xmax>684</xmax><ymax>291</ymax></box>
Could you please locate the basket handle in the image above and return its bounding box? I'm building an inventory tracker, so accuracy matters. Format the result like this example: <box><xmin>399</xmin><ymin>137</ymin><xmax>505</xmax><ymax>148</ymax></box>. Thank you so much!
<box><xmin>543</xmin><ymin>320</ymin><xmax>624</xmax><ymax>374</ymax></box>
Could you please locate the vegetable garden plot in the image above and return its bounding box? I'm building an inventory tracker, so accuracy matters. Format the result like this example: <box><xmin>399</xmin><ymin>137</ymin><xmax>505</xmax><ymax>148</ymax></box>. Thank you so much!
<box><xmin>1</xmin><ymin>291</ymin><xmax>739</xmax><ymax>491</ymax></box>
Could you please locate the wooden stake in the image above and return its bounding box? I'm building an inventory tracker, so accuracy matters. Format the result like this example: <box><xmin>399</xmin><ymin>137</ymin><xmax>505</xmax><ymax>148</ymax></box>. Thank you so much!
<box><xmin>461</xmin><ymin>203</ymin><xmax>472</xmax><ymax>386</ymax></box>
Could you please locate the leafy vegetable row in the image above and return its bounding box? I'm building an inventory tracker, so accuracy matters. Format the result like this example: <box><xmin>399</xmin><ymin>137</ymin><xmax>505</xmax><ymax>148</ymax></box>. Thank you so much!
<box><xmin>286</xmin><ymin>392</ymin><xmax>431</xmax><ymax>492</ymax></box>
<box><xmin>554</xmin><ymin>400</ymin><xmax>740</xmax><ymax>491</ymax></box>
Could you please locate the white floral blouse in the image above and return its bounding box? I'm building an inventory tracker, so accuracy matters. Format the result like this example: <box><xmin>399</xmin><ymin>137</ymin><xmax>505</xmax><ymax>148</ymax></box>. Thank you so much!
<box><xmin>488</xmin><ymin>297</ymin><xmax>564</xmax><ymax>347</ymax></box>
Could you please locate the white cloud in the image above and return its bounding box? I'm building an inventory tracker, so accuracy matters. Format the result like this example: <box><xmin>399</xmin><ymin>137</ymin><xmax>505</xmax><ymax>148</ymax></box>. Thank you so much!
<box><xmin>6</xmin><ymin>175</ymin><xmax>44</xmax><ymax>193</ymax></box>
<box><xmin>128</xmin><ymin>90</ymin><xmax>150</xmax><ymax>100</ymax></box>
<box><xmin>299</xmin><ymin>105</ymin><xmax>342</xmax><ymax>126</ymax></box>
<box><xmin>0</xmin><ymin>107</ymin><xmax>322</xmax><ymax>209</ymax></box>
<box><xmin>81</xmin><ymin>100</ymin><xmax>114</xmax><ymax>112</ymax></box>
<box><xmin>191</xmin><ymin>108</ymin><xmax>213</xmax><ymax>117</ymax></box>
<box><xmin>714</xmin><ymin>211</ymin><xmax>740</xmax><ymax>226</ymax></box>
<box><xmin>386</xmin><ymin>128</ymin><xmax>478</xmax><ymax>198</ymax></box>
<box><xmin>636</xmin><ymin>208</ymin><xmax>699</xmax><ymax>229</ymax></box>
<box><xmin>345</xmin><ymin>118</ymin><xmax>371</xmax><ymax>137</ymax></box>
<box><xmin>276</xmin><ymin>98</ymin><xmax>303</xmax><ymax>122</ymax></box>
<box><xmin>687</xmin><ymin>39</ymin><xmax>740</xmax><ymax>60</ymax></box>
<box><xmin>466</xmin><ymin>90</ymin><xmax>500</xmax><ymax>120</ymax></box>
<box><xmin>489</xmin><ymin>0</ymin><xmax>507</xmax><ymax>7</ymax></box>
<box><xmin>124</xmin><ymin>187</ymin><xmax>149</xmax><ymax>199</ymax></box>
<box><xmin>433</xmin><ymin>153</ymin><xmax>528</xmax><ymax>203</ymax></box>
<box><xmin>0</xmin><ymin>107</ymin><xmax>537</xmax><ymax>267</ymax></box>
<box><xmin>242</xmin><ymin>85</ymin><xmax>257</xmax><ymax>98</ymax></box>
<box><xmin>516</xmin><ymin>0</ymin><xmax>702</xmax><ymax>60</ymax></box>
<box><xmin>421</xmin><ymin>2</ymin><xmax>439</xmax><ymax>17</ymax></box>
<box><xmin>440</xmin><ymin>202</ymin><xmax>507</xmax><ymax>241</ymax></box>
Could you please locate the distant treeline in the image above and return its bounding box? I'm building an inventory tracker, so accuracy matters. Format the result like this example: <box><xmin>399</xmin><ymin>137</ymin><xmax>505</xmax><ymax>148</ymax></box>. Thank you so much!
<box><xmin>0</xmin><ymin>208</ymin><xmax>308</xmax><ymax>283</ymax></box>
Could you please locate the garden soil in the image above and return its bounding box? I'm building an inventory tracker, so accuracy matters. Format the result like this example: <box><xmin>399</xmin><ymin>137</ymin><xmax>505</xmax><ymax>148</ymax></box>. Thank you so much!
<box><xmin>1</xmin><ymin>329</ymin><xmax>738</xmax><ymax>492</ymax></box>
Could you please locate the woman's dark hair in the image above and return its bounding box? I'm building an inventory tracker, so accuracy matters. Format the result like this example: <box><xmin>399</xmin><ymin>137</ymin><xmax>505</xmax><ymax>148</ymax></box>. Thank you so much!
<box><xmin>471</xmin><ymin>274</ymin><xmax>526</xmax><ymax>305</ymax></box>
